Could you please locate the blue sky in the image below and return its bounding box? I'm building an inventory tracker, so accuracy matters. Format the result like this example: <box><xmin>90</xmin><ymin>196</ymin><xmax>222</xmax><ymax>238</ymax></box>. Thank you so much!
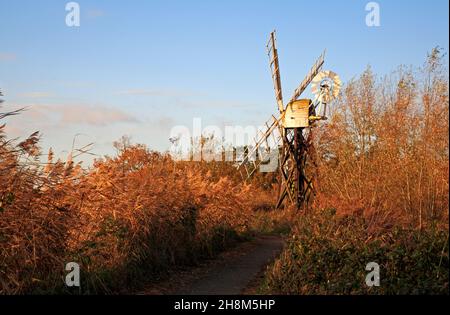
<box><xmin>0</xmin><ymin>0</ymin><xmax>448</xmax><ymax>163</ymax></box>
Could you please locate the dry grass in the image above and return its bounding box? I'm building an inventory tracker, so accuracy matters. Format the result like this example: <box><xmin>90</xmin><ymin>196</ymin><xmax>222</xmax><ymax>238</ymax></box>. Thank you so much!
<box><xmin>261</xmin><ymin>48</ymin><xmax>449</xmax><ymax>294</ymax></box>
<box><xmin>310</xmin><ymin>47</ymin><xmax>449</xmax><ymax>231</ymax></box>
<box><xmin>0</xmin><ymin>126</ymin><xmax>277</xmax><ymax>293</ymax></box>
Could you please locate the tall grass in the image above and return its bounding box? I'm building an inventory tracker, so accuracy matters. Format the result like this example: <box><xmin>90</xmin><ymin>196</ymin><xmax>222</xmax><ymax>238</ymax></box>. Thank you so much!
<box><xmin>262</xmin><ymin>48</ymin><xmax>449</xmax><ymax>294</ymax></box>
<box><xmin>311</xmin><ymin>47</ymin><xmax>449</xmax><ymax>229</ymax></box>
<box><xmin>0</xmin><ymin>125</ymin><xmax>277</xmax><ymax>293</ymax></box>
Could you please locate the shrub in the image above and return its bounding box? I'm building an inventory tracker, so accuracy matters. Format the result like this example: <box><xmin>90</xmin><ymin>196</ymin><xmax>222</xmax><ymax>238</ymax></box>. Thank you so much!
<box><xmin>261</xmin><ymin>210</ymin><xmax>449</xmax><ymax>294</ymax></box>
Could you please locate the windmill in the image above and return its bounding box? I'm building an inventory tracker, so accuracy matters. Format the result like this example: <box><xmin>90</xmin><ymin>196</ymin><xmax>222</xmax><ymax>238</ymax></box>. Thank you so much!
<box><xmin>237</xmin><ymin>30</ymin><xmax>341</xmax><ymax>210</ymax></box>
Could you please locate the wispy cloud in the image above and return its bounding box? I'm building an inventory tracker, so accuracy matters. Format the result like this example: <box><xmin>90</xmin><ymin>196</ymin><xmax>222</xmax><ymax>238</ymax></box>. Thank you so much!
<box><xmin>116</xmin><ymin>89</ymin><xmax>159</xmax><ymax>96</ymax></box>
<box><xmin>115</xmin><ymin>88</ymin><xmax>256</xmax><ymax>108</ymax></box>
<box><xmin>19</xmin><ymin>91</ymin><xmax>54</xmax><ymax>99</ymax></box>
<box><xmin>116</xmin><ymin>88</ymin><xmax>196</xmax><ymax>98</ymax></box>
<box><xmin>0</xmin><ymin>53</ymin><xmax>17</xmax><ymax>61</ymax></box>
<box><xmin>52</xmin><ymin>104</ymin><xmax>136</xmax><ymax>126</ymax></box>
<box><xmin>173</xmin><ymin>98</ymin><xmax>259</xmax><ymax>109</ymax></box>
<box><xmin>59</xmin><ymin>81</ymin><xmax>97</xmax><ymax>89</ymax></box>
<box><xmin>19</xmin><ymin>103</ymin><xmax>137</xmax><ymax>127</ymax></box>
<box><xmin>154</xmin><ymin>116</ymin><xmax>175</xmax><ymax>128</ymax></box>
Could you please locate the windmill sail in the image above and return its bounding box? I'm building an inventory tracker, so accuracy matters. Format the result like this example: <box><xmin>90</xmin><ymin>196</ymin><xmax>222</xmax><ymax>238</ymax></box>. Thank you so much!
<box><xmin>267</xmin><ymin>31</ymin><xmax>284</xmax><ymax>114</ymax></box>
<box><xmin>236</xmin><ymin>115</ymin><xmax>283</xmax><ymax>179</ymax></box>
<box><xmin>289</xmin><ymin>50</ymin><xmax>326</xmax><ymax>103</ymax></box>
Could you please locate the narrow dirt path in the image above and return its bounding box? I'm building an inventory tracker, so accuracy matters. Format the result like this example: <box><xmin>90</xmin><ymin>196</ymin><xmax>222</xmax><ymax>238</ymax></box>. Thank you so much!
<box><xmin>141</xmin><ymin>235</ymin><xmax>284</xmax><ymax>295</ymax></box>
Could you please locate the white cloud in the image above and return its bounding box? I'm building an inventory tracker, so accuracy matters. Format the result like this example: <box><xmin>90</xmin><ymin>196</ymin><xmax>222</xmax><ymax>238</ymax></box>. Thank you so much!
<box><xmin>19</xmin><ymin>92</ymin><xmax>54</xmax><ymax>99</ymax></box>
<box><xmin>45</xmin><ymin>104</ymin><xmax>137</xmax><ymax>126</ymax></box>
<box><xmin>115</xmin><ymin>87</ymin><xmax>257</xmax><ymax>108</ymax></box>
<box><xmin>9</xmin><ymin>103</ymin><xmax>137</xmax><ymax>127</ymax></box>
<box><xmin>116</xmin><ymin>88</ymin><xmax>195</xmax><ymax>98</ymax></box>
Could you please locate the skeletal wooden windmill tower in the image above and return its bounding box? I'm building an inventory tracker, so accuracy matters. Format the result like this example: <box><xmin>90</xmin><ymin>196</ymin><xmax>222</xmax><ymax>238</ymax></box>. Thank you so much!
<box><xmin>237</xmin><ymin>30</ymin><xmax>341</xmax><ymax>210</ymax></box>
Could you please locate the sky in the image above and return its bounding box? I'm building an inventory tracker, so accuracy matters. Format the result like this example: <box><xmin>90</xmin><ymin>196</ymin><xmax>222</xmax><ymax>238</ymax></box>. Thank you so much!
<box><xmin>0</xmin><ymin>0</ymin><xmax>449</xmax><ymax>164</ymax></box>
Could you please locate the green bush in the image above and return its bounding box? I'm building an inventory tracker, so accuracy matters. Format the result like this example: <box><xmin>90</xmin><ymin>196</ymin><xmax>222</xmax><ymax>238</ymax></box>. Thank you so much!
<box><xmin>261</xmin><ymin>210</ymin><xmax>449</xmax><ymax>294</ymax></box>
